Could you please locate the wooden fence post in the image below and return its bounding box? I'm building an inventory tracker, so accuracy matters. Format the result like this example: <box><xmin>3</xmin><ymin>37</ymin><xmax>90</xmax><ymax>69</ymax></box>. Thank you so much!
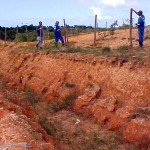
<box><xmin>94</xmin><ymin>15</ymin><xmax>97</xmax><ymax>46</ymax></box>
<box><xmin>25</xmin><ymin>25</ymin><xmax>28</xmax><ymax>42</ymax></box>
<box><xmin>130</xmin><ymin>8</ymin><xmax>133</xmax><ymax>48</ymax></box>
<box><xmin>63</xmin><ymin>18</ymin><xmax>67</xmax><ymax>44</ymax></box>
<box><xmin>5</xmin><ymin>27</ymin><xmax>7</xmax><ymax>44</ymax></box>
<box><xmin>47</xmin><ymin>26</ymin><xmax>49</xmax><ymax>40</ymax></box>
<box><xmin>16</xmin><ymin>25</ymin><xmax>18</xmax><ymax>42</ymax></box>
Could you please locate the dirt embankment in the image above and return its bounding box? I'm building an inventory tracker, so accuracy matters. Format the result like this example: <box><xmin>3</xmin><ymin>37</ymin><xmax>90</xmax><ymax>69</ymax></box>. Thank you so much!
<box><xmin>0</xmin><ymin>93</ymin><xmax>54</xmax><ymax>150</ymax></box>
<box><xmin>0</xmin><ymin>47</ymin><xmax>150</xmax><ymax>149</ymax></box>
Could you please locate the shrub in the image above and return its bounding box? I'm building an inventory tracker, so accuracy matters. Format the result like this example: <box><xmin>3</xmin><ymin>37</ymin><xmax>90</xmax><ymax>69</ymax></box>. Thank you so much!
<box><xmin>109</xmin><ymin>29</ymin><xmax>115</xmax><ymax>38</ymax></box>
<box><xmin>116</xmin><ymin>45</ymin><xmax>129</xmax><ymax>52</ymax></box>
<box><xmin>23</xmin><ymin>86</ymin><xmax>41</xmax><ymax>104</ymax></box>
<box><xmin>49</xmin><ymin>92</ymin><xmax>76</xmax><ymax>112</ymax></box>
<box><xmin>39</xmin><ymin>115</ymin><xmax>58</xmax><ymax>135</ymax></box>
<box><xmin>16</xmin><ymin>32</ymin><xmax>36</xmax><ymax>42</ymax></box>
<box><xmin>101</xmin><ymin>46</ymin><xmax>111</xmax><ymax>54</ymax></box>
<box><xmin>65</xmin><ymin>46</ymin><xmax>82</xmax><ymax>53</ymax></box>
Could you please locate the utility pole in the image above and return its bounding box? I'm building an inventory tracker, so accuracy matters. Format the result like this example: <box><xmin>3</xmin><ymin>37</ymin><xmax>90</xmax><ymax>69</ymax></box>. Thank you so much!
<box><xmin>130</xmin><ymin>8</ymin><xmax>133</xmax><ymax>48</ymax></box>
<box><xmin>94</xmin><ymin>15</ymin><xmax>97</xmax><ymax>46</ymax></box>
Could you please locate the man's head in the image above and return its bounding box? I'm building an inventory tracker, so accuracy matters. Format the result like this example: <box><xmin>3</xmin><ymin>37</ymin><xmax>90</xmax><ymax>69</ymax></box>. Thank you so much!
<box><xmin>138</xmin><ymin>10</ymin><xmax>143</xmax><ymax>16</ymax></box>
<box><xmin>39</xmin><ymin>21</ymin><xmax>42</xmax><ymax>26</ymax></box>
<box><xmin>55</xmin><ymin>21</ymin><xmax>59</xmax><ymax>25</ymax></box>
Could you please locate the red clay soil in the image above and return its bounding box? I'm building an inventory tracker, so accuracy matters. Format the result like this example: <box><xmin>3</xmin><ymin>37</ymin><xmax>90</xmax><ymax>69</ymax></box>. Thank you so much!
<box><xmin>0</xmin><ymin>30</ymin><xmax>150</xmax><ymax>149</ymax></box>
<box><xmin>0</xmin><ymin>90</ymin><xmax>54</xmax><ymax>150</ymax></box>
<box><xmin>68</xmin><ymin>28</ymin><xmax>150</xmax><ymax>48</ymax></box>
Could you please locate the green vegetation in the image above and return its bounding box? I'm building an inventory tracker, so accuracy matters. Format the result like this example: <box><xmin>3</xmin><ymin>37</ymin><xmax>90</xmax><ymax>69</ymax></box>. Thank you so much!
<box><xmin>22</xmin><ymin>86</ymin><xmax>41</xmax><ymax>104</ymax></box>
<box><xmin>48</xmin><ymin>92</ymin><xmax>76</xmax><ymax>113</ymax></box>
<box><xmin>38</xmin><ymin>110</ymin><xmax>136</xmax><ymax>150</ymax></box>
<box><xmin>101</xmin><ymin>46</ymin><xmax>111</xmax><ymax>54</ymax></box>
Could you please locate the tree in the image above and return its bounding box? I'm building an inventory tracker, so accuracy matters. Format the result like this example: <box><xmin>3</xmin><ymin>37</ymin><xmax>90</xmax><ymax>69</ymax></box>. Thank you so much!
<box><xmin>110</xmin><ymin>20</ymin><xmax>118</xmax><ymax>29</ymax></box>
<box><xmin>109</xmin><ymin>20</ymin><xmax>118</xmax><ymax>38</ymax></box>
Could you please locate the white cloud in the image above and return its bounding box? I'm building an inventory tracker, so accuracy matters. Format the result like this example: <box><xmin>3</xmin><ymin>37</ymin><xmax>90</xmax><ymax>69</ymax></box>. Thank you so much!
<box><xmin>101</xmin><ymin>0</ymin><xmax>125</xmax><ymax>7</ymax></box>
<box><xmin>90</xmin><ymin>6</ymin><xmax>112</xmax><ymax>20</ymax></box>
<box><xmin>101</xmin><ymin>0</ymin><xmax>137</xmax><ymax>7</ymax></box>
<box><xmin>73</xmin><ymin>0</ymin><xmax>138</xmax><ymax>7</ymax></box>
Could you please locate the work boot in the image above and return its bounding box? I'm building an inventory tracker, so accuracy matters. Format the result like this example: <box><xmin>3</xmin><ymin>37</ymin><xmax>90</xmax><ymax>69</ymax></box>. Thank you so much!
<box><xmin>139</xmin><ymin>41</ymin><xmax>143</xmax><ymax>47</ymax></box>
<box><xmin>36</xmin><ymin>43</ymin><xmax>38</xmax><ymax>49</ymax></box>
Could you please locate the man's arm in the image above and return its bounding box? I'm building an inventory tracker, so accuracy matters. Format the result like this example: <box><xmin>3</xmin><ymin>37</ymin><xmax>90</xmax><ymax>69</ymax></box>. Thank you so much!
<box><xmin>36</xmin><ymin>26</ymin><xmax>42</xmax><ymax>31</ymax></box>
<box><xmin>131</xmin><ymin>8</ymin><xmax>138</xmax><ymax>15</ymax></box>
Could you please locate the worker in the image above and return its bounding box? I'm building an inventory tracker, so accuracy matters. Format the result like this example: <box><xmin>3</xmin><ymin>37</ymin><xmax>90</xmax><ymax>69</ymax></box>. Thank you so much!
<box><xmin>36</xmin><ymin>21</ymin><xmax>43</xmax><ymax>49</ymax></box>
<box><xmin>132</xmin><ymin>8</ymin><xmax>145</xmax><ymax>47</ymax></box>
<box><xmin>53</xmin><ymin>21</ymin><xmax>64</xmax><ymax>47</ymax></box>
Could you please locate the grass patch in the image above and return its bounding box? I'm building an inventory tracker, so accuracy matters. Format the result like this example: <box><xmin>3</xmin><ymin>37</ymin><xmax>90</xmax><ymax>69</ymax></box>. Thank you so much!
<box><xmin>116</xmin><ymin>45</ymin><xmax>129</xmax><ymax>52</ymax></box>
<box><xmin>49</xmin><ymin>92</ymin><xmax>76</xmax><ymax>113</ymax></box>
<box><xmin>101</xmin><ymin>46</ymin><xmax>111</xmax><ymax>55</ymax></box>
<box><xmin>39</xmin><ymin>115</ymin><xmax>59</xmax><ymax>135</ymax></box>
<box><xmin>23</xmin><ymin>86</ymin><xmax>41</xmax><ymax>104</ymax></box>
<box><xmin>65</xmin><ymin>46</ymin><xmax>83</xmax><ymax>53</ymax></box>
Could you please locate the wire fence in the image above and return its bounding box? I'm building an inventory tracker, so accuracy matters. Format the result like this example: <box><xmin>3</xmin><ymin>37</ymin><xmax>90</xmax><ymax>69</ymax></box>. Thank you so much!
<box><xmin>0</xmin><ymin>16</ymin><xmax>132</xmax><ymax>47</ymax></box>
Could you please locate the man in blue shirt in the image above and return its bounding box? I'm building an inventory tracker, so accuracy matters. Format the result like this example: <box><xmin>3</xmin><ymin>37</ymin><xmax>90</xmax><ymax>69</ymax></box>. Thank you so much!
<box><xmin>132</xmin><ymin>8</ymin><xmax>145</xmax><ymax>47</ymax></box>
<box><xmin>36</xmin><ymin>21</ymin><xmax>43</xmax><ymax>49</ymax></box>
<box><xmin>54</xmin><ymin>21</ymin><xmax>64</xmax><ymax>47</ymax></box>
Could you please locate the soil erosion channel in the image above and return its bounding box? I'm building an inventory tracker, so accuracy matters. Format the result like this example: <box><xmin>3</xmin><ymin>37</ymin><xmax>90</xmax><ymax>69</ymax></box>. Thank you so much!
<box><xmin>0</xmin><ymin>47</ymin><xmax>149</xmax><ymax>150</ymax></box>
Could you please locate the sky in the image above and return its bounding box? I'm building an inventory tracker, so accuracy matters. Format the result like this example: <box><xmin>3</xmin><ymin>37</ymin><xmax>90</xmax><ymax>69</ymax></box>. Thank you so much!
<box><xmin>0</xmin><ymin>0</ymin><xmax>149</xmax><ymax>27</ymax></box>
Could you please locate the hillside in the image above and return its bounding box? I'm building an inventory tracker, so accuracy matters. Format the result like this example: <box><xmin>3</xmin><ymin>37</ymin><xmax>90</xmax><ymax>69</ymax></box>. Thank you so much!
<box><xmin>0</xmin><ymin>28</ymin><xmax>150</xmax><ymax>150</ymax></box>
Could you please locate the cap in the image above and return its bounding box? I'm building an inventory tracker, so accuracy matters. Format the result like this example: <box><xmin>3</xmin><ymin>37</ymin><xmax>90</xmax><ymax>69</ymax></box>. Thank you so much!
<box><xmin>138</xmin><ymin>10</ymin><xmax>143</xmax><ymax>14</ymax></box>
<box><xmin>55</xmin><ymin>21</ymin><xmax>59</xmax><ymax>24</ymax></box>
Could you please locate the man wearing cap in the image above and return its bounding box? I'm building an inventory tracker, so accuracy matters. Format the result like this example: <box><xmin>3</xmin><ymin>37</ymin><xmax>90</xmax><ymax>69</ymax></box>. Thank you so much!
<box><xmin>132</xmin><ymin>8</ymin><xmax>145</xmax><ymax>47</ymax></box>
<box><xmin>53</xmin><ymin>21</ymin><xmax>64</xmax><ymax>47</ymax></box>
<box><xmin>36</xmin><ymin>21</ymin><xmax>43</xmax><ymax>49</ymax></box>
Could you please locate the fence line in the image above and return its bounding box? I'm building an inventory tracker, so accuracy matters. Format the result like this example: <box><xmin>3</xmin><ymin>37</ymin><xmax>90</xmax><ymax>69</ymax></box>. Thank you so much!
<box><xmin>0</xmin><ymin>15</ymin><xmax>134</xmax><ymax>48</ymax></box>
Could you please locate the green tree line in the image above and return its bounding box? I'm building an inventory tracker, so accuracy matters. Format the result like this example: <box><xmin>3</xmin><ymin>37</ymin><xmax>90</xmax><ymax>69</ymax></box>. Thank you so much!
<box><xmin>0</xmin><ymin>24</ymin><xmax>54</xmax><ymax>42</ymax></box>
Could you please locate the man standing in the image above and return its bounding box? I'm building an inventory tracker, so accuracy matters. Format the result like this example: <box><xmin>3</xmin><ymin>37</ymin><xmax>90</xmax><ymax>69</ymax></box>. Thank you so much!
<box><xmin>132</xmin><ymin>8</ymin><xmax>145</xmax><ymax>47</ymax></box>
<box><xmin>36</xmin><ymin>21</ymin><xmax>43</xmax><ymax>49</ymax></box>
<box><xmin>54</xmin><ymin>21</ymin><xmax>64</xmax><ymax>47</ymax></box>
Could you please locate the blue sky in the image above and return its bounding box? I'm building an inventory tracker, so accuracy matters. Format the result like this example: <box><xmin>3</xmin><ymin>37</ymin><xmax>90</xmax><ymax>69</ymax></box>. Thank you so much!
<box><xmin>0</xmin><ymin>0</ymin><xmax>149</xmax><ymax>27</ymax></box>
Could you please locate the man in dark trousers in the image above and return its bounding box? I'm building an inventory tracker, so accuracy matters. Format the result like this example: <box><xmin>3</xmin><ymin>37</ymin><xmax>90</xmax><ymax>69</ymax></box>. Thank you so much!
<box><xmin>132</xmin><ymin>8</ymin><xmax>145</xmax><ymax>47</ymax></box>
<box><xmin>36</xmin><ymin>21</ymin><xmax>43</xmax><ymax>49</ymax></box>
<box><xmin>53</xmin><ymin>21</ymin><xmax>64</xmax><ymax>47</ymax></box>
